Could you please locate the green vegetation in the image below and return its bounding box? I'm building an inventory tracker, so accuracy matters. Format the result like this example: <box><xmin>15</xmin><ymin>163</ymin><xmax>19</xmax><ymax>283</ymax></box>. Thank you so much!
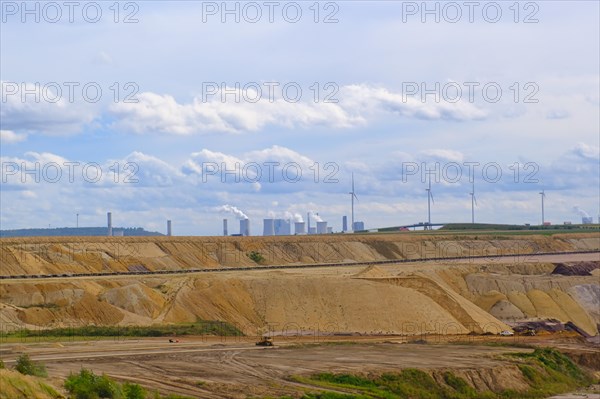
<box><xmin>509</xmin><ymin>348</ymin><xmax>594</xmax><ymax>398</ymax></box>
<box><xmin>1</xmin><ymin>320</ymin><xmax>243</xmax><ymax>341</ymax></box>
<box><xmin>20</xmin><ymin>303</ymin><xmax>60</xmax><ymax>309</ymax></box>
<box><xmin>14</xmin><ymin>354</ymin><xmax>47</xmax><ymax>377</ymax></box>
<box><xmin>0</xmin><ymin>370</ymin><xmax>62</xmax><ymax>399</ymax></box>
<box><xmin>247</xmin><ymin>250</ymin><xmax>265</xmax><ymax>263</ymax></box>
<box><xmin>0</xmin><ymin>359</ymin><xmax>4</xmax><ymax>369</ymax></box>
<box><xmin>375</xmin><ymin>222</ymin><xmax>599</xmax><ymax>235</ymax></box>
<box><xmin>65</xmin><ymin>369</ymin><xmax>194</xmax><ymax>399</ymax></box>
<box><xmin>65</xmin><ymin>369</ymin><xmax>123</xmax><ymax>399</ymax></box>
<box><xmin>123</xmin><ymin>382</ymin><xmax>146</xmax><ymax>399</ymax></box>
<box><xmin>285</xmin><ymin>348</ymin><xmax>594</xmax><ymax>399</ymax></box>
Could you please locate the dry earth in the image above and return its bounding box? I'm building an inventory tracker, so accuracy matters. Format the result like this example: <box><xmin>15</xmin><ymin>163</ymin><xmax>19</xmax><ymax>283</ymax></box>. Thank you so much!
<box><xmin>0</xmin><ymin>234</ymin><xmax>599</xmax><ymax>337</ymax></box>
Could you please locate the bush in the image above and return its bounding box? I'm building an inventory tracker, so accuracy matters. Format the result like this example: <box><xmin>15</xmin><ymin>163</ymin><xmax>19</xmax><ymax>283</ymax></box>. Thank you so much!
<box><xmin>65</xmin><ymin>368</ymin><xmax>122</xmax><ymax>399</ymax></box>
<box><xmin>14</xmin><ymin>353</ymin><xmax>47</xmax><ymax>377</ymax></box>
<box><xmin>0</xmin><ymin>358</ymin><xmax>5</xmax><ymax>369</ymax></box>
<box><xmin>123</xmin><ymin>382</ymin><xmax>146</xmax><ymax>399</ymax></box>
<box><xmin>247</xmin><ymin>251</ymin><xmax>265</xmax><ymax>263</ymax></box>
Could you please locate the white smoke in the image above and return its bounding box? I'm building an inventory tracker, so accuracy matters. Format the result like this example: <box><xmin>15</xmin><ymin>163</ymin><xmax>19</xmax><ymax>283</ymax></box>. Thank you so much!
<box><xmin>572</xmin><ymin>206</ymin><xmax>590</xmax><ymax>217</ymax></box>
<box><xmin>217</xmin><ymin>204</ymin><xmax>248</xmax><ymax>219</ymax></box>
<box><xmin>312</xmin><ymin>213</ymin><xmax>323</xmax><ymax>222</ymax></box>
<box><xmin>283</xmin><ymin>211</ymin><xmax>304</xmax><ymax>223</ymax></box>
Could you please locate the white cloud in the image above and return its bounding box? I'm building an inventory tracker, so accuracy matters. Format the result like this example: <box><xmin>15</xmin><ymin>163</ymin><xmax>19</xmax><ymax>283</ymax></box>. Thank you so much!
<box><xmin>1</xmin><ymin>81</ymin><xmax>97</xmax><ymax>135</ymax></box>
<box><xmin>108</xmin><ymin>84</ymin><xmax>488</xmax><ymax>135</ymax></box>
<box><xmin>572</xmin><ymin>142</ymin><xmax>600</xmax><ymax>160</ymax></box>
<box><xmin>419</xmin><ymin>149</ymin><xmax>465</xmax><ymax>163</ymax></box>
<box><xmin>0</xmin><ymin>130</ymin><xmax>26</xmax><ymax>144</ymax></box>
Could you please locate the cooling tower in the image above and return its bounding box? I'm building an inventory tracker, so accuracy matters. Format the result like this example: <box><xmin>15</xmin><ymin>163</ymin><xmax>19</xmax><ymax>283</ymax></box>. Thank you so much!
<box><xmin>263</xmin><ymin>219</ymin><xmax>275</xmax><ymax>236</ymax></box>
<box><xmin>294</xmin><ymin>222</ymin><xmax>306</xmax><ymax>235</ymax></box>
<box><xmin>316</xmin><ymin>221</ymin><xmax>327</xmax><ymax>234</ymax></box>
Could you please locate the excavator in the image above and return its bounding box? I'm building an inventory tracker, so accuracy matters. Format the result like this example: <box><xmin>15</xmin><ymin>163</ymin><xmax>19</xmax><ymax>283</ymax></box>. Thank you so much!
<box><xmin>255</xmin><ymin>336</ymin><xmax>274</xmax><ymax>346</ymax></box>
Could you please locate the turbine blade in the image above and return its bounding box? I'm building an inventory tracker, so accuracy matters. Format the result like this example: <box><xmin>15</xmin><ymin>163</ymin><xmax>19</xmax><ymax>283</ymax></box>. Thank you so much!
<box><xmin>430</xmin><ymin>192</ymin><xmax>434</xmax><ymax>204</ymax></box>
<box><xmin>474</xmin><ymin>195</ymin><xmax>478</xmax><ymax>206</ymax></box>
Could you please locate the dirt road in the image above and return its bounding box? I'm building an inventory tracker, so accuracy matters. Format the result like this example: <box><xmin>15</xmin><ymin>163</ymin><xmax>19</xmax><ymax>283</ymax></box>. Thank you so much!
<box><xmin>1</xmin><ymin>338</ymin><xmax>539</xmax><ymax>398</ymax></box>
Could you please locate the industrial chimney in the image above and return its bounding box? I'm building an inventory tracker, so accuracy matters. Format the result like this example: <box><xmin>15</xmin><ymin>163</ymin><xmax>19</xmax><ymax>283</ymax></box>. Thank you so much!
<box><xmin>223</xmin><ymin>219</ymin><xmax>228</xmax><ymax>236</ymax></box>
<box><xmin>167</xmin><ymin>220</ymin><xmax>172</xmax><ymax>236</ymax></box>
<box><xmin>107</xmin><ymin>212</ymin><xmax>112</xmax><ymax>236</ymax></box>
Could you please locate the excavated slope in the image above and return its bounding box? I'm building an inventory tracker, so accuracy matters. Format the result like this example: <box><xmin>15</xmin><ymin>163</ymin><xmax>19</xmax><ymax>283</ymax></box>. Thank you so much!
<box><xmin>0</xmin><ymin>234</ymin><xmax>598</xmax><ymax>337</ymax></box>
<box><xmin>1</xmin><ymin>233</ymin><xmax>598</xmax><ymax>275</ymax></box>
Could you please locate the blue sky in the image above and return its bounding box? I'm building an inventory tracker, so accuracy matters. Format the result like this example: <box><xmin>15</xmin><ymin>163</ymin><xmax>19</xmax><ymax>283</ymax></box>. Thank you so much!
<box><xmin>1</xmin><ymin>1</ymin><xmax>599</xmax><ymax>235</ymax></box>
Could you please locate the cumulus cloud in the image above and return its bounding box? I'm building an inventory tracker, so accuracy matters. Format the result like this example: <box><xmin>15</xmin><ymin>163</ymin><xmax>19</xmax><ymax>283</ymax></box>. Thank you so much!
<box><xmin>1</xmin><ymin>81</ymin><xmax>97</xmax><ymax>135</ymax></box>
<box><xmin>0</xmin><ymin>130</ymin><xmax>26</xmax><ymax>144</ymax></box>
<box><xmin>572</xmin><ymin>142</ymin><xmax>600</xmax><ymax>160</ymax></box>
<box><xmin>108</xmin><ymin>84</ymin><xmax>488</xmax><ymax>135</ymax></box>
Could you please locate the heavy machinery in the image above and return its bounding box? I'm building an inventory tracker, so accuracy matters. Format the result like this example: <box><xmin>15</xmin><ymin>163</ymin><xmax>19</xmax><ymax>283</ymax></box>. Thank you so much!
<box><xmin>255</xmin><ymin>336</ymin><xmax>274</xmax><ymax>346</ymax></box>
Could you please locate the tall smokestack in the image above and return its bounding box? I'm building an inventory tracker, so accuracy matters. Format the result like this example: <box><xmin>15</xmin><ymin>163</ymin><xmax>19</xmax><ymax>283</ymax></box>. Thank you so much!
<box><xmin>167</xmin><ymin>220</ymin><xmax>172</xmax><ymax>236</ymax></box>
<box><xmin>307</xmin><ymin>212</ymin><xmax>311</xmax><ymax>234</ymax></box>
<box><xmin>223</xmin><ymin>219</ymin><xmax>228</xmax><ymax>236</ymax></box>
<box><xmin>342</xmin><ymin>216</ymin><xmax>348</xmax><ymax>232</ymax></box>
<box><xmin>107</xmin><ymin>212</ymin><xmax>112</xmax><ymax>236</ymax></box>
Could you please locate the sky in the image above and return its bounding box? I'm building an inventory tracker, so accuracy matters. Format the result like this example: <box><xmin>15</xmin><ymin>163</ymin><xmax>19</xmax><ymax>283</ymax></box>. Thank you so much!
<box><xmin>1</xmin><ymin>0</ymin><xmax>599</xmax><ymax>235</ymax></box>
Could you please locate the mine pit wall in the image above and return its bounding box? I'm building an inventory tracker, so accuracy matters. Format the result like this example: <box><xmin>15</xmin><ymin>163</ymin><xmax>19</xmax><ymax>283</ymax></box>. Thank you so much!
<box><xmin>0</xmin><ymin>233</ymin><xmax>598</xmax><ymax>336</ymax></box>
<box><xmin>1</xmin><ymin>233</ymin><xmax>599</xmax><ymax>276</ymax></box>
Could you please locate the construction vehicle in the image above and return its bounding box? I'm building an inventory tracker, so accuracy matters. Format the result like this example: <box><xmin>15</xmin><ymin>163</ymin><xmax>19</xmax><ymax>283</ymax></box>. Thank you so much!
<box><xmin>255</xmin><ymin>336</ymin><xmax>274</xmax><ymax>346</ymax></box>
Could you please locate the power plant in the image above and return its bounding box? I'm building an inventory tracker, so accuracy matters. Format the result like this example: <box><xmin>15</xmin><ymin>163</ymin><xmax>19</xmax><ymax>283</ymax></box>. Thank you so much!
<box><xmin>263</xmin><ymin>219</ymin><xmax>275</xmax><ymax>236</ymax></box>
<box><xmin>294</xmin><ymin>222</ymin><xmax>306</xmax><ymax>235</ymax></box>
<box><xmin>240</xmin><ymin>219</ymin><xmax>250</xmax><ymax>236</ymax></box>
<box><xmin>167</xmin><ymin>220</ymin><xmax>172</xmax><ymax>236</ymax></box>
<box><xmin>223</xmin><ymin>219</ymin><xmax>228</xmax><ymax>236</ymax></box>
<box><xmin>274</xmin><ymin>219</ymin><xmax>291</xmax><ymax>235</ymax></box>
<box><xmin>316</xmin><ymin>221</ymin><xmax>328</xmax><ymax>234</ymax></box>
<box><xmin>353</xmin><ymin>221</ymin><xmax>365</xmax><ymax>231</ymax></box>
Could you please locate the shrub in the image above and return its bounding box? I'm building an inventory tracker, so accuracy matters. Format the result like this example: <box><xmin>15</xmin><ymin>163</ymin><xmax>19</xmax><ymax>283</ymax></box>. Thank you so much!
<box><xmin>14</xmin><ymin>353</ymin><xmax>47</xmax><ymax>377</ymax></box>
<box><xmin>64</xmin><ymin>368</ymin><xmax>122</xmax><ymax>399</ymax></box>
<box><xmin>247</xmin><ymin>251</ymin><xmax>265</xmax><ymax>263</ymax></box>
<box><xmin>0</xmin><ymin>358</ymin><xmax>5</xmax><ymax>369</ymax></box>
<box><xmin>123</xmin><ymin>382</ymin><xmax>145</xmax><ymax>399</ymax></box>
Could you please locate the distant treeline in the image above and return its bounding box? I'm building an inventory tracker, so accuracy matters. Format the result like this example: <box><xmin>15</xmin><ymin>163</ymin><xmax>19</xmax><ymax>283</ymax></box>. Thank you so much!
<box><xmin>0</xmin><ymin>227</ymin><xmax>164</xmax><ymax>238</ymax></box>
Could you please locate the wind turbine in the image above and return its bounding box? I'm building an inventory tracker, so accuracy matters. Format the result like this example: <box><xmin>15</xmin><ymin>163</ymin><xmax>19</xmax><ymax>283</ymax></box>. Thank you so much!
<box><xmin>470</xmin><ymin>180</ymin><xmax>477</xmax><ymax>224</ymax></box>
<box><xmin>539</xmin><ymin>190</ymin><xmax>546</xmax><ymax>225</ymax></box>
<box><xmin>349</xmin><ymin>173</ymin><xmax>359</xmax><ymax>231</ymax></box>
<box><xmin>425</xmin><ymin>174</ymin><xmax>434</xmax><ymax>229</ymax></box>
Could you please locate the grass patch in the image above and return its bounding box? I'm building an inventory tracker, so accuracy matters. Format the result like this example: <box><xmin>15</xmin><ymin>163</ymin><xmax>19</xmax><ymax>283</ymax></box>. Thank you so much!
<box><xmin>0</xmin><ymin>369</ymin><xmax>62</xmax><ymax>399</ymax></box>
<box><xmin>20</xmin><ymin>303</ymin><xmax>60</xmax><ymax>309</ymax></box>
<box><xmin>285</xmin><ymin>348</ymin><xmax>595</xmax><ymax>399</ymax></box>
<box><xmin>66</xmin><ymin>368</ymin><xmax>197</xmax><ymax>399</ymax></box>
<box><xmin>507</xmin><ymin>347</ymin><xmax>594</xmax><ymax>398</ymax></box>
<box><xmin>1</xmin><ymin>319</ymin><xmax>243</xmax><ymax>341</ymax></box>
